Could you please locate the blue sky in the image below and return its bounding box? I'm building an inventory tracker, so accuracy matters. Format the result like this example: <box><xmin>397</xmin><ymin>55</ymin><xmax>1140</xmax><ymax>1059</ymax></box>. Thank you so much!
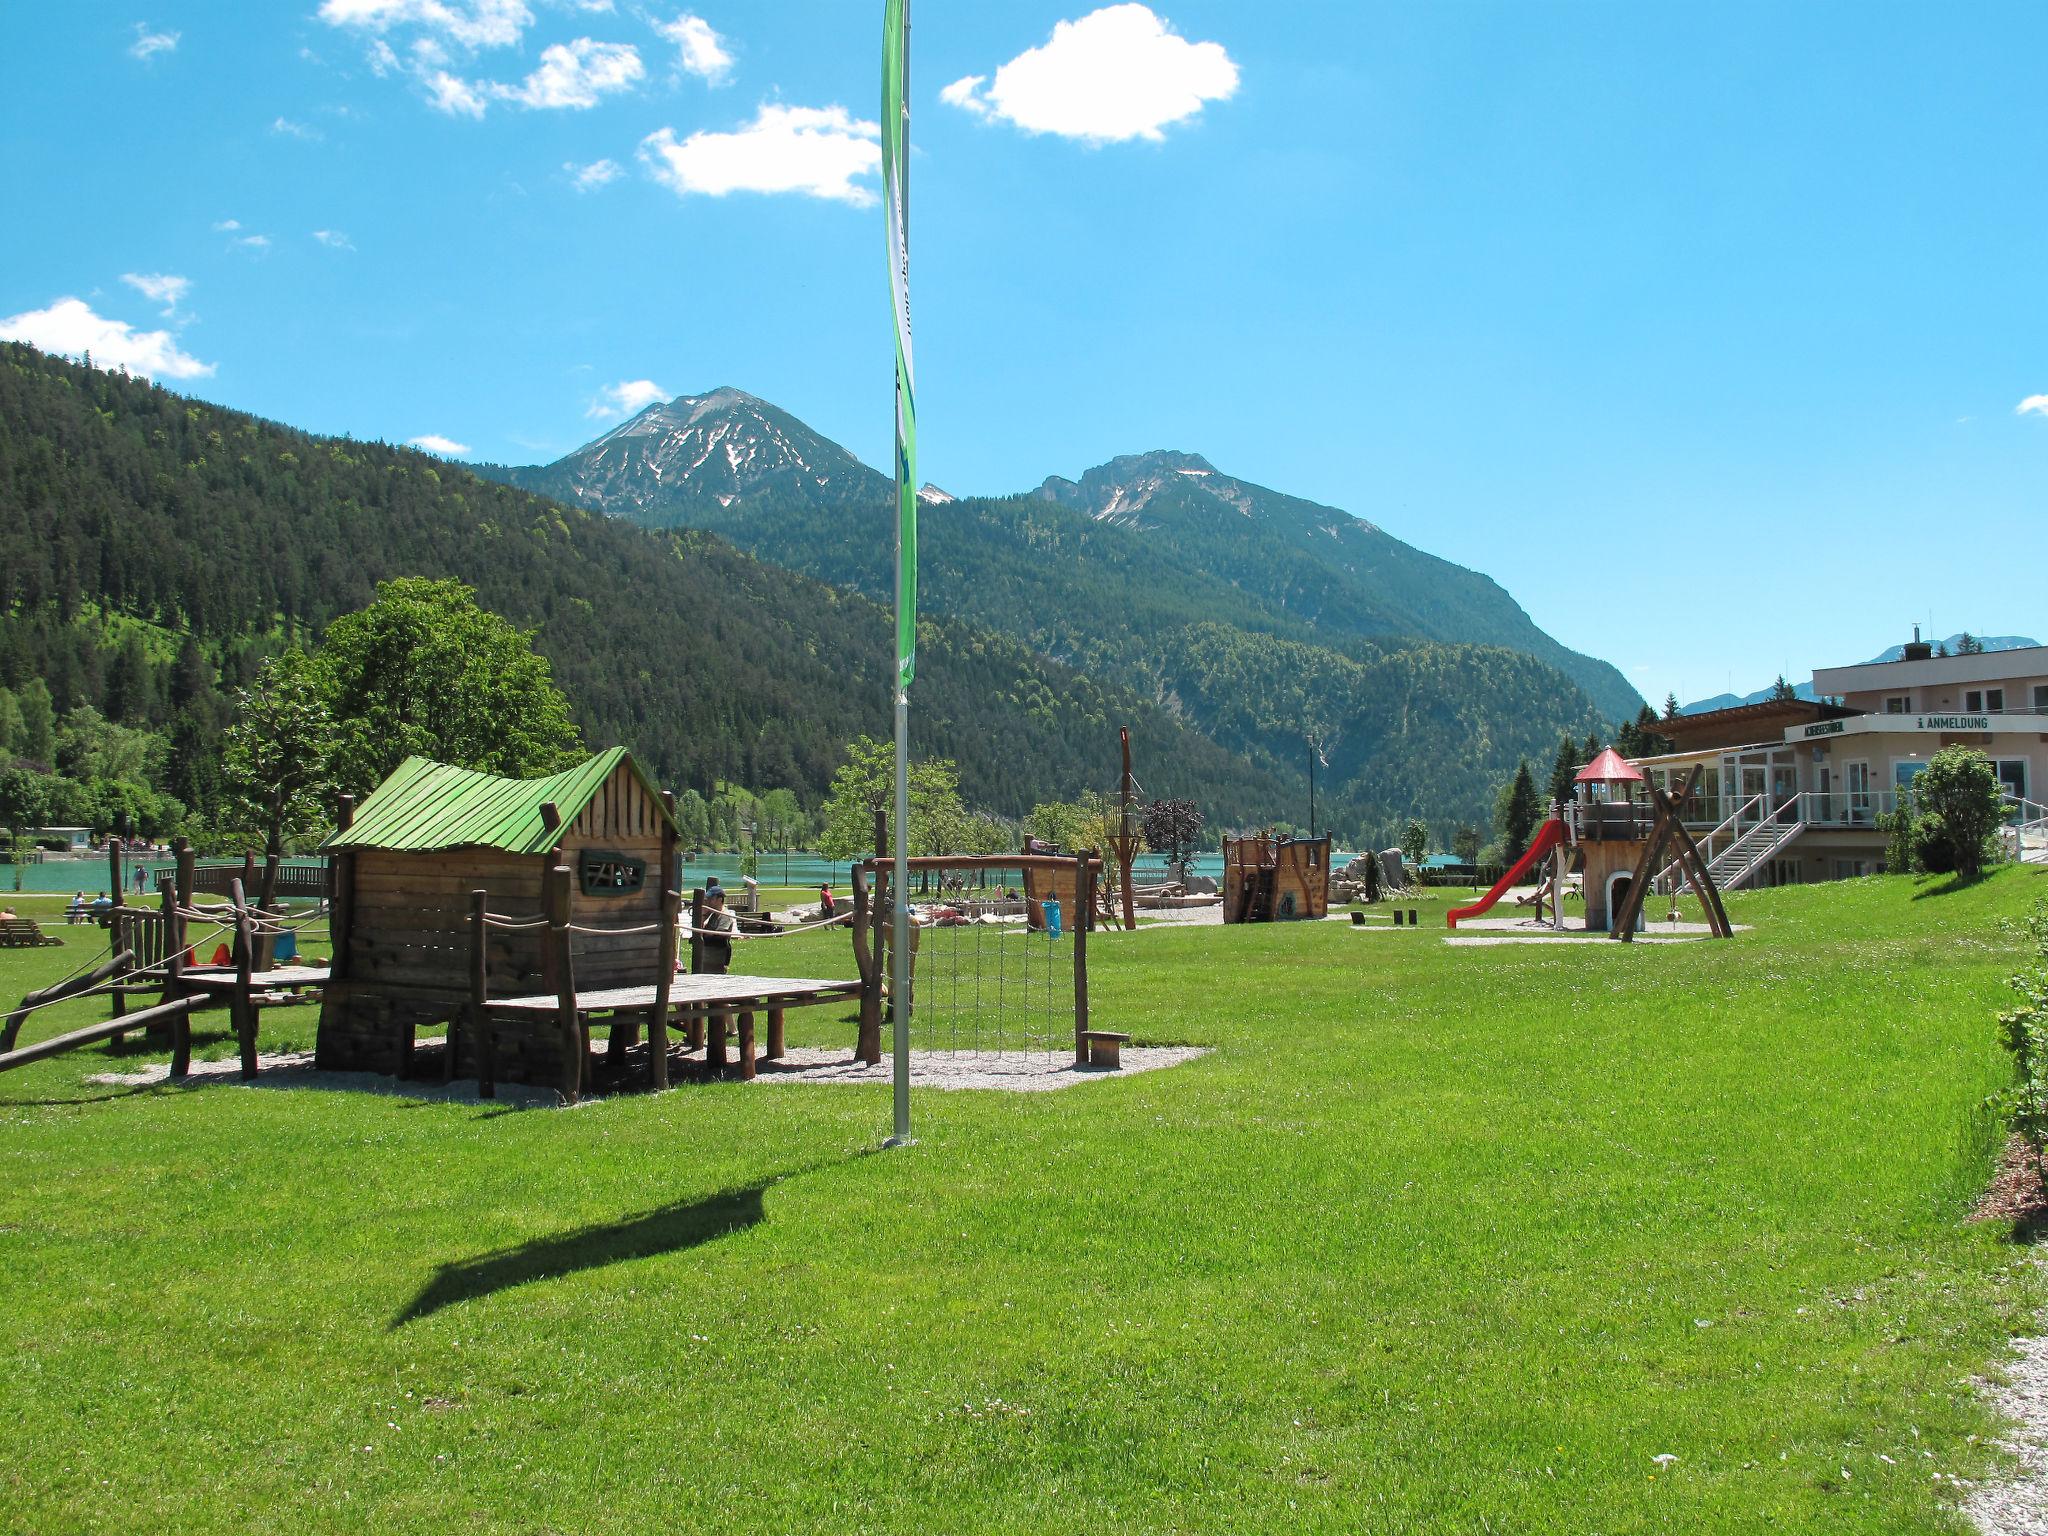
<box><xmin>3</xmin><ymin>2</ymin><xmax>2043</xmax><ymax>708</ymax></box>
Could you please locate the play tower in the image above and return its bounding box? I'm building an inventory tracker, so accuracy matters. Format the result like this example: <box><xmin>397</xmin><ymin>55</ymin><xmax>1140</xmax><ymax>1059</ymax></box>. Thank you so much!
<box><xmin>1446</xmin><ymin>750</ymin><xmax>1732</xmax><ymax>939</ymax></box>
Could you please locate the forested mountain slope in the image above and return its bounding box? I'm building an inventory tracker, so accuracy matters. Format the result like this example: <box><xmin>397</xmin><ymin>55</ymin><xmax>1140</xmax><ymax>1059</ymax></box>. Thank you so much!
<box><xmin>0</xmin><ymin>344</ymin><xmax>1279</xmax><ymax>826</ymax></box>
<box><xmin>488</xmin><ymin>392</ymin><xmax>1641</xmax><ymax>720</ymax></box>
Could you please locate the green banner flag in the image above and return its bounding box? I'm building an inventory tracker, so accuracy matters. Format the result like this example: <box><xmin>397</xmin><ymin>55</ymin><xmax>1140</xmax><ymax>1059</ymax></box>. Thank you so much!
<box><xmin>883</xmin><ymin>0</ymin><xmax>915</xmax><ymax>694</ymax></box>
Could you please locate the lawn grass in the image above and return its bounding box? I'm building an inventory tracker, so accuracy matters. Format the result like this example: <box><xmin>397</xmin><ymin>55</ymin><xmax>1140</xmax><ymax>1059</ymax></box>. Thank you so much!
<box><xmin>3</xmin><ymin>869</ymin><xmax>2045</xmax><ymax>1532</ymax></box>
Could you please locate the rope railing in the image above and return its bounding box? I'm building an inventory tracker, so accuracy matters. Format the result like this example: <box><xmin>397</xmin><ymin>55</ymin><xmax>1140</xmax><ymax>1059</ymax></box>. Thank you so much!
<box><xmin>481</xmin><ymin>914</ymin><xmax>551</xmax><ymax>931</ymax></box>
<box><xmin>3</xmin><ymin>920</ymin><xmax>238</xmax><ymax>1020</ymax></box>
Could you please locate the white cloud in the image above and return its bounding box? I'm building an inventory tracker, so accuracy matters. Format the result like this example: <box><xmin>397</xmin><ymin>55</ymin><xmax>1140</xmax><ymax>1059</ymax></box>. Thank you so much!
<box><xmin>420</xmin><ymin>37</ymin><xmax>642</xmax><ymax>117</ymax></box>
<box><xmin>586</xmin><ymin>379</ymin><xmax>668</xmax><ymax>419</ymax></box>
<box><xmin>312</xmin><ymin>229</ymin><xmax>356</xmax><ymax>250</ymax></box>
<box><xmin>234</xmin><ymin>233</ymin><xmax>272</xmax><ymax>252</ymax></box>
<box><xmin>425</xmin><ymin>69</ymin><xmax>488</xmax><ymax>116</ymax></box>
<box><xmin>121</xmin><ymin>272</ymin><xmax>191</xmax><ymax>316</ymax></box>
<box><xmin>654</xmin><ymin>13</ymin><xmax>731</xmax><ymax>83</ymax></box>
<box><xmin>130</xmin><ymin>24</ymin><xmax>179</xmax><ymax>60</ymax></box>
<box><xmin>639</xmin><ymin>104</ymin><xmax>879</xmax><ymax>205</ymax></box>
<box><xmin>0</xmin><ymin>297</ymin><xmax>214</xmax><ymax>380</ymax></box>
<box><xmin>942</xmin><ymin>4</ymin><xmax>1238</xmax><ymax>144</ymax></box>
<box><xmin>212</xmin><ymin>218</ymin><xmax>242</xmax><ymax>231</ymax></box>
<box><xmin>316</xmin><ymin>0</ymin><xmax>533</xmax><ymax>50</ymax></box>
<box><xmin>408</xmin><ymin>433</ymin><xmax>471</xmax><ymax>455</ymax></box>
<box><xmin>491</xmin><ymin>37</ymin><xmax>642</xmax><ymax>109</ymax></box>
<box><xmin>2018</xmin><ymin>395</ymin><xmax>2048</xmax><ymax>419</ymax></box>
<box><xmin>272</xmin><ymin>116</ymin><xmax>322</xmax><ymax>140</ymax></box>
<box><xmin>567</xmin><ymin>157</ymin><xmax>622</xmax><ymax>191</ymax></box>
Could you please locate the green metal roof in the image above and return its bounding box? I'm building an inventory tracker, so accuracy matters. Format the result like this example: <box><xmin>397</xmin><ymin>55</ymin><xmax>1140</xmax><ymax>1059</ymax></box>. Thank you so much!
<box><xmin>324</xmin><ymin>747</ymin><xmax>673</xmax><ymax>855</ymax></box>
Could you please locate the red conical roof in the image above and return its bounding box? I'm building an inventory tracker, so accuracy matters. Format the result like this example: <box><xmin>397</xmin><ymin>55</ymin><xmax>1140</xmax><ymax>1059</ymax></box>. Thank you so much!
<box><xmin>1575</xmin><ymin>748</ymin><xmax>1645</xmax><ymax>784</ymax></box>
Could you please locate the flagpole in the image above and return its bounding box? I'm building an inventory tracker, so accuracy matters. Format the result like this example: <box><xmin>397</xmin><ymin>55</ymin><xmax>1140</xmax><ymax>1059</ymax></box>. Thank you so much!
<box><xmin>885</xmin><ymin>0</ymin><xmax>914</xmax><ymax>1148</ymax></box>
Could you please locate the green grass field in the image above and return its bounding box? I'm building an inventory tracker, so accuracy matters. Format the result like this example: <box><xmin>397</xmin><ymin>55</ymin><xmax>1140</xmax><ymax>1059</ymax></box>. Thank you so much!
<box><xmin>3</xmin><ymin>870</ymin><xmax>2044</xmax><ymax>1533</ymax></box>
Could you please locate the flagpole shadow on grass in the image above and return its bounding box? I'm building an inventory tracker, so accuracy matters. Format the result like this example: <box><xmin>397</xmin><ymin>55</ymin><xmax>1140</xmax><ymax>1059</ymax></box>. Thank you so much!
<box><xmin>390</xmin><ymin>1156</ymin><xmax>855</xmax><ymax>1328</ymax></box>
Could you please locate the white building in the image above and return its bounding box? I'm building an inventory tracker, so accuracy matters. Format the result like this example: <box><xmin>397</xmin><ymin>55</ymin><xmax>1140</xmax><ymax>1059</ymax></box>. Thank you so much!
<box><xmin>1630</xmin><ymin>634</ymin><xmax>2048</xmax><ymax>888</ymax></box>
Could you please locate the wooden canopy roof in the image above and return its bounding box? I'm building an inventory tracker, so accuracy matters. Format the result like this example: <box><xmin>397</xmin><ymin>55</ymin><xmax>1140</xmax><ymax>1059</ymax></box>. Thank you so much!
<box><xmin>324</xmin><ymin>747</ymin><xmax>674</xmax><ymax>856</ymax></box>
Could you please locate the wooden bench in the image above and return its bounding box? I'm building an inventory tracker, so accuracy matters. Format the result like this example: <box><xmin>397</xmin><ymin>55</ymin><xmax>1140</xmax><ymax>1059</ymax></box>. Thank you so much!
<box><xmin>1079</xmin><ymin>1029</ymin><xmax>1130</xmax><ymax>1069</ymax></box>
<box><xmin>0</xmin><ymin>917</ymin><xmax>61</xmax><ymax>948</ymax></box>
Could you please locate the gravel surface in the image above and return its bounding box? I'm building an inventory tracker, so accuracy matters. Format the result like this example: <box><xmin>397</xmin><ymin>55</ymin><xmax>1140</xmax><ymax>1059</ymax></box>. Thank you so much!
<box><xmin>88</xmin><ymin>1044</ymin><xmax>1211</xmax><ymax>1100</ymax></box>
<box><xmin>1967</xmin><ymin>1334</ymin><xmax>2048</xmax><ymax>1535</ymax></box>
<box><xmin>747</xmin><ymin>1045</ymin><xmax>1209</xmax><ymax>1091</ymax></box>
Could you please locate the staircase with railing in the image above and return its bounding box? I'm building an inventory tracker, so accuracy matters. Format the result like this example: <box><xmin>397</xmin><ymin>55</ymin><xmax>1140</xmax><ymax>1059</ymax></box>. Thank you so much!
<box><xmin>1705</xmin><ymin>799</ymin><xmax>1807</xmax><ymax>891</ymax></box>
<box><xmin>2004</xmin><ymin>795</ymin><xmax>2048</xmax><ymax>867</ymax></box>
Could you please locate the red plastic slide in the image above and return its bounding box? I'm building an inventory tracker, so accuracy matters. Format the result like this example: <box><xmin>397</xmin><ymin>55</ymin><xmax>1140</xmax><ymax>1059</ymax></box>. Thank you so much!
<box><xmin>1445</xmin><ymin>817</ymin><xmax>1566</xmax><ymax>929</ymax></box>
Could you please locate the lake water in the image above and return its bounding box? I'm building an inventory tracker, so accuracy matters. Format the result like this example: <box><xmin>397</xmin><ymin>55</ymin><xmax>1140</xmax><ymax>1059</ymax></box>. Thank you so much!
<box><xmin>7</xmin><ymin>848</ymin><xmax>1365</xmax><ymax>896</ymax></box>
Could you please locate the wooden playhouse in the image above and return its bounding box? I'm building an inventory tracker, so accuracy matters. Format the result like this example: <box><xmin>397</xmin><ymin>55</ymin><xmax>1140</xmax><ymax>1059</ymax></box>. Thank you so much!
<box><xmin>1222</xmin><ymin>832</ymin><xmax>1332</xmax><ymax>923</ymax></box>
<box><xmin>317</xmin><ymin>747</ymin><xmax>679</xmax><ymax>1085</ymax></box>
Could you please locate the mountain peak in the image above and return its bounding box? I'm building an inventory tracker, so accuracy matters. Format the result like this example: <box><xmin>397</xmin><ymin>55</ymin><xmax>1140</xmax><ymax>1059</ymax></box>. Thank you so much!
<box><xmin>518</xmin><ymin>385</ymin><xmax>887</xmax><ymax>519</ymax></box>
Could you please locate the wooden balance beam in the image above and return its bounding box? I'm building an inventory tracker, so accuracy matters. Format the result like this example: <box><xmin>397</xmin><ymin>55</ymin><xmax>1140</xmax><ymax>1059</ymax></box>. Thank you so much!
<box><xmin>0</xmin><ymin>995</ymin><xmax>201</xmax><ymax>1078</ymax></box>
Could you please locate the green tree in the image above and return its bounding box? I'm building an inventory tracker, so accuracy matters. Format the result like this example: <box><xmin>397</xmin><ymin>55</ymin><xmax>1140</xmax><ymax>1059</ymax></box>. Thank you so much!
<box><xmin>1663</xmin><ymin>692</ymin><xmax>1681</xmax><ymax>721</ymax></box>
<box><xmin>1959</xmin><ymin>632</ymin><xmax>1985</xmax><ymax>655</ymax></box>
<box><xmin>817</xmin><ymin>736</ymin><xmax>968</xmax><ymax>861</ymax></box>
<box><xmin>1769</xmin><ymin>674</ymin><xmax>1798</xmax><ymax>703</ymax></box>
<box><xmin>0</xmin><ymin>765</ymin><xmax>54</xmax><ymax>891</ymax></box>
<box><xmin>1452</xmin><ymin>823</ymin><xmax>1481</xmax><ymax>864</ymax></box>
<box><xmin>1497</xmin><ymin>759</ymin><xmax>1541</xmax><ymax>866</ymax></box>
<box><xmin>0</xmin><ymin>689</ymin><xmax>22</xmax><ymax>757</ymax></box>
<box><xmin>757</xmin><ymin>788</ymin><xmax>803</xmax><ymax>848</ymax></box>
<box><xmin>1546</xmin><ymin>731</ymin><xmax>1581</xmax><ymax>807</ymax></box>
<box><xmin>1401</xmin><ymin>818</ymin><xmax>1428</xmax><ymax>863</ymax></box>
<box><xmin>18</xmin><ymin>679</ymin><xmax>54</xmax><ymax>766</ymax></box>
<box><xmin>1910</xmin><ymin>745</ymin><xmax>2006</xmax><ymax>880</ymax></box>
<box><xmin>313</xmin><ymin>578</ymin><xmax>582</xmax><ymax>793</ymax></box>
<box><xmin>218</xmin><ymin>648</ymin><xmax>340</xmax><ymax>862</ymax></box>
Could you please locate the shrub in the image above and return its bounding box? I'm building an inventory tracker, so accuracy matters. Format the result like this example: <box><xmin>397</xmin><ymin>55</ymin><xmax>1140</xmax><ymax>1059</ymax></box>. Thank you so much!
<box><xmin>1910</xmin><ymin>746</ymin><xmax>2006</xmax><ymax>881</ymax></box>
<box><xmin>1990</xmin><ymin>900</ymin><xmax>2048</xmax><ymax>1192</ymax></box>
<box><xmin>1877</xmin><ymin>806</ymin><xmax>1917</xmax><ymax>875</ymax></box>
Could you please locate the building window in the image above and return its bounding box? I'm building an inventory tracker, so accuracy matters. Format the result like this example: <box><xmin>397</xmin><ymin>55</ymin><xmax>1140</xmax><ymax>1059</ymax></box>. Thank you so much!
<box><xmin>1987</xmin><ymin>688</ymin><xmax>2005</xmax><ymax>713</ymax></box>
<box><xmin>2035</xmin><ymin>683</ymin><xmax>2048</xmax><ymax>712</ymax></box>
<box><xmin>1885</xmin><ymin>695</ymin><xmax>1910</xmax><ymax>714</ymax></box>
<box><xmin>1998</xmin><ymin>759</ymin><xmax>2029</xmax><ymax>802</ymax></box>
<box><xmin>1966</xmin><ymin>690</ymin><xmax>1983</xmax><ymax>711</ymax></box>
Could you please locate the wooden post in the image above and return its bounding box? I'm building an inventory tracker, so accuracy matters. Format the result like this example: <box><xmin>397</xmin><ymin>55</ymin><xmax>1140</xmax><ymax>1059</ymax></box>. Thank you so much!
<box><xmin>649</xmin><ymin>888</ymin><xmax>679</xmax><ymax>1089</ymax></box>
<box><xmin>851</xmin><ymin>862</ymin><xmax>881</xmax><ymax>1065</ymax></box>
<box><xmin>686</xmin><ymin>887</ymin><xmax>706</xmax><ymax>1049</ymax></box>
<box><xmin>547</xmin><ymin>863</ymin><xmax>580</xmax><ymax>1103</ymax></box>
<box><xmin>107</xmin><ymin>834</ymin><xmax>129</xmax><ymax>1022</ymax></box>
<box><xmin>1074</xmin><ymin>851</ymin><xmax>1092</xmax><ymax>1065</ymax></box>
<box><xmin>737</xmin><ymin>1010</ymin><xmax>756</xmax><ymax>1080</ymax></box>
<box><xmin>228</xmin><ymin>877</ymin><xmax>259</xmax><ymax>1079</ymax></box>
<box><xmin>467</xmin><ymin>889</ymin><xmax>496</xmax><ymax>1097</ymax></box>
<box><xmin>328</xmin><ymin>794</ymin><xmax>356</xmax><ymax>981</ymax></box>
<box><xmin>158</xmin><ymin>874</ymin><xmax>189</xmax><ymax>1076</ymax></box>
<box><xmin>1117</xmin><ymin>727</ymin><xmax>1138</xmax><ymax>932</ymax></box>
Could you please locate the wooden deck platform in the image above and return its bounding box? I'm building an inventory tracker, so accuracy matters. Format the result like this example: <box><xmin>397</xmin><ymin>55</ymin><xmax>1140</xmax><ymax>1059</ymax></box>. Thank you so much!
<box><xmin>473</xmin><ymin>973</ymin><xmax>863</xmax><ymax>1092</ymax></box>
<box><xmin>485</xmin><ymin>975</ymin><xmax>858</xmax><ymax>1014</ymax></box>
<box><xmin>179</xmin><ymin>964</ymin><xmax>331</xmax><ymax>995</ymax></box>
